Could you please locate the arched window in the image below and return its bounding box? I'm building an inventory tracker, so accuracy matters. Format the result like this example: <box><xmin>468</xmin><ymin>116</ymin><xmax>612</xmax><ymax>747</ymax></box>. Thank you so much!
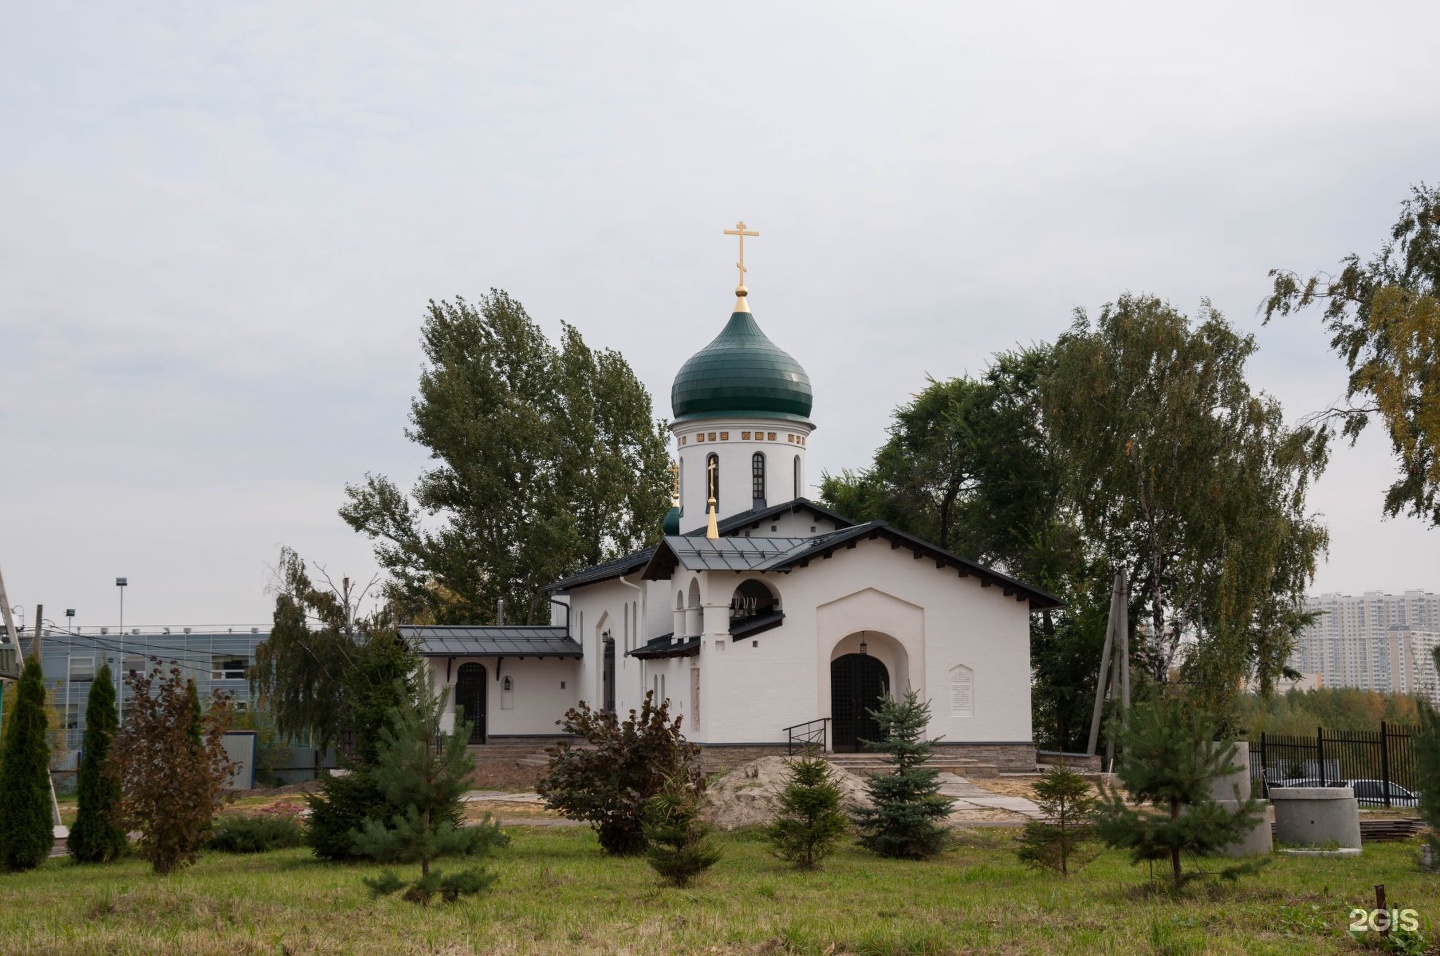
<box><xmin>793</xmin><ymin>455</ymin><xmax>801</xmax><ymax>498</ymax></box>
<box><xmin>752</xmin><ymin>452</ymin><xmax>766</xmax><ymax>505</ymax></box>
<box><xmin>706</xmin><ymin>453</ymin><xmax>720</xmax><ymax>511</ymax></box>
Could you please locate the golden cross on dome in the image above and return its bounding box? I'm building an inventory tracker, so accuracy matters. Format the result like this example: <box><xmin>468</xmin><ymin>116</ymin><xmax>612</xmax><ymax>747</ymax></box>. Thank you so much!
<box><xmin>723</xmin><ymin>220</ymin><xmax>759</xmax><ymax>294</ymax></box>
<box><xmin>669</xmin><ymin>461</ymin><xmax>680</xmax><ymax>504</ymax></box>
<box><xmin>706</xmin><ymin>456</ymin><xmax>718</xmax><ymax>502</ymax></box>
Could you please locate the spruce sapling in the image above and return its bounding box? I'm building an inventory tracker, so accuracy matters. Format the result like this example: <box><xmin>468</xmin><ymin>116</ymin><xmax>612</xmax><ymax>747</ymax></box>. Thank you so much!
<box><xmin>851</xmin><ymin>692</ymin><xmax>954</xmax><ymax>860</ymax></box>
<box><xmin>766</xmin><ymin>754</ymin><xmax>848</xmax><ymax>869</ymax></box>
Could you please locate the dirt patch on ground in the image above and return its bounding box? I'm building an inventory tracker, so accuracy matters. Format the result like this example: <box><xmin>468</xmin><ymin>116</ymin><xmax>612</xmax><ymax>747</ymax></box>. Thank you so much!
<box><xmin>703</xmin><ymin>756</ymin><xmax>872</xmax><ymax>831</ymax></box>
<box><xmin>969</xmin><ymin>776</ymin><xmax>1042</xmax><ymax>801</ymax></box>
<box><xmin>463</xmin><ymin>800</ymin><xmax>561</xmax><ymax>822</ymax></box>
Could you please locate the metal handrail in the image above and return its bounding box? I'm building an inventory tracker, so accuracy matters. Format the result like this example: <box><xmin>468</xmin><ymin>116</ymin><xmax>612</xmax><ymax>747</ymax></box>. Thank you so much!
<box><xmin>783</xmin><ymin>717</ymin><xmax>829</xmax><ymax>755</ymax></box>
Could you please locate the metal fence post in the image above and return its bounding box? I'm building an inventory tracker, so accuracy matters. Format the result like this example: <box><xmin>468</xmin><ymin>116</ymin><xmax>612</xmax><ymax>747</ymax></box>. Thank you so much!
<box><xmin>1317</xmin><ymin>725</ymin><xmax>1326</xmax><ymax>786</ymax></box>
<box><xmin>1380</xmin><ymin>721</ymin><xmax>1391</xmax><ymax>808</ymax></box>
<box><xmin>1259</xmin><ymin>731</ymin><xmax>1268</xmax><ymax>797</ymax></box>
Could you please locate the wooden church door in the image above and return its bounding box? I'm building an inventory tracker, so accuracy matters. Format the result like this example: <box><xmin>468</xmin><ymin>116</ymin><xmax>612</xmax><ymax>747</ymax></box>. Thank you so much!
<box><xmin>455</xmin><ymin>663</ymin><xmax>487</xmax><ymax>744</ymax></box>
<box><xmin>830</xmin><ymin>654</ymin><xmax>889</xmax><ymax>752</ymax></box>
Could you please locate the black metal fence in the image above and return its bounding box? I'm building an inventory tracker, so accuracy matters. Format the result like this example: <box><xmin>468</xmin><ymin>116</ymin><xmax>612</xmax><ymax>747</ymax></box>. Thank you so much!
<box><xmin>1251</xmin><ymin>723</ymin><xmax>1420</xmax><ymax>807</ymax></box>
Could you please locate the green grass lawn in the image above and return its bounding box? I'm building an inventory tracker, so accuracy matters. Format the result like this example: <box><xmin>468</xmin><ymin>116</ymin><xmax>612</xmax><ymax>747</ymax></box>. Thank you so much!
<box><xmin>0</xmin><ymin>827</ymin><xmax>1434</xmax><ymax>955</ymax></box>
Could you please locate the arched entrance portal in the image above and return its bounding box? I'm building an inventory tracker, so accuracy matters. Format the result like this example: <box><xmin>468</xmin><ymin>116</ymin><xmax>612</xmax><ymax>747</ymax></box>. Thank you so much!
<box><xmin>830</xmin><ymin>654</ymin><xmax>889</xmax><ymax>752</ymax></box>
<box><xmin>455</xmin><ymin>663</ymin><xmax>487</xmax><ymax>744</ymax></box>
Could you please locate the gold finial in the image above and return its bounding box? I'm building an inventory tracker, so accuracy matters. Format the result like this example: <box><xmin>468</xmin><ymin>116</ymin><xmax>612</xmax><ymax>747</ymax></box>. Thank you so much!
<box><xmin>723</xmin><ymin>220</ymin><xmax>759</xmax><ymax>312</ymax></box>
<box><xmin>706</xmin><ymin>457</ymin><xmax>720</xmax><ymax>539</ymax></box>
<box><xmin>669</xmin><ymin>461</ymin><xmax>680</xmax><ymax>506</ymax></box>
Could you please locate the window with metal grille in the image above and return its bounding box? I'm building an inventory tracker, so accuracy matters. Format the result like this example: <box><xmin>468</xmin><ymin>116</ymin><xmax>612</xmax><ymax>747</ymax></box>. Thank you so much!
<box><xmin>752</xmin><ymin>452</ymin><xmax>766</xmax><ymax>502</ymax></box>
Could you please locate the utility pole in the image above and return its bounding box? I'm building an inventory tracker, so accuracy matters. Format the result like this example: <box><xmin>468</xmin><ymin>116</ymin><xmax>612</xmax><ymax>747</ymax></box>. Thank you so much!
<box><xmin>32</xmin><ymin>604</ymin><xmax>43</xmax><ymax>661</ymax></box>
<box><xmin>1086</xmin><ymin>570</ymin><xmax>1132</xmax><ymax>766</ymax></box>
<box><xmin>116</xmin><ymin>577</ymin><xmax>127</xmax><ymax>723</ymax></box>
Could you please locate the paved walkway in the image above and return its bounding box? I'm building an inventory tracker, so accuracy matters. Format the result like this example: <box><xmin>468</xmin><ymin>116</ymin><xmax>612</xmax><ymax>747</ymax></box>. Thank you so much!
<box><xmin>938</xmin><ymin>773</ymin><xmax>1043</xmax><ymax>820</ymax></box>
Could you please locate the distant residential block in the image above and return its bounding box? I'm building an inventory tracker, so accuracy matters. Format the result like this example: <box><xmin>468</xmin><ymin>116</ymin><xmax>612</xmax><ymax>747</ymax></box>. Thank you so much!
<box><xmin>1288</xmin><ymin>591</ymin><xmax>1440</xmax><ymax>704</ymax></box>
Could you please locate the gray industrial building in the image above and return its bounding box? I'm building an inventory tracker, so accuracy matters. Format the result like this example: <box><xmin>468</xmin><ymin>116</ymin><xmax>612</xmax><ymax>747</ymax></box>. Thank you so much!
<box><xmin>18</xmin><ymin>625</ymin><xmax>268</xmax><ymax>750</ymax></box>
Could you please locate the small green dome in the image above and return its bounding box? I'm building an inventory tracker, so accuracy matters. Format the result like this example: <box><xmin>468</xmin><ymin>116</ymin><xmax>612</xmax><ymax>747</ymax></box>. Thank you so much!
<box><xmin>662</xmin><ymin>506</ymin><xmax>681</xmax><ymax>536</ymax></box>
<box><xmin>671</xmin><ymin>310</ymin><xmax>813</xmax><ymax>423</ymax></box>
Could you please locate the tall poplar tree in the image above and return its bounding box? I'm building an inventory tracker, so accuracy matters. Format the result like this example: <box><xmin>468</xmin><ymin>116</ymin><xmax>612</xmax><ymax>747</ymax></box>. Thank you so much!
<box><xmin>68</xmin><ymin>663</ymin><xmax>126</xmax><ymax>863</ymax></box>
<box><xmin>341</xmin><ymin>292</ymin><xmax>671</xmax><ymax>625</ymax></box>
<box><xmin>0</xmin><ymin>656</ymin><xmax>53</xmax><ymax>871</ymax></box>
<box><xmin>1265</xmin><ymin>183</ymin><xmax>1440</xmax><ymax>526</ymax></box>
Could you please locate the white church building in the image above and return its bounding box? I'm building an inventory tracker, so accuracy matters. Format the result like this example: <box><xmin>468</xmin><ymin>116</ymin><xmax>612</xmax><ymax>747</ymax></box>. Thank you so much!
<box><xmin>402</xmin><ymin>232</ymin><xmax>1059</xmax><ymax>771</ymax></box>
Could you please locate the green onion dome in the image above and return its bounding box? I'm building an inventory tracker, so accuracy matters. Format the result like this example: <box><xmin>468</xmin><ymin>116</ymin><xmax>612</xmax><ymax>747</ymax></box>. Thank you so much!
<box><xmin>662</xmin><ymin>506</ymin><xmax>681</xmax><ymax>536</ymax></box>
<box><xmin>670</xmin><ymin>310</ymin><xmax>813</xmax><ymax>424</ymax></box>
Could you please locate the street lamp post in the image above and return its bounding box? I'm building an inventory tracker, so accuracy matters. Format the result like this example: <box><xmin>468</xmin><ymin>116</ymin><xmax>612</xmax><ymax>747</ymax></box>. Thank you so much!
<box><xmin>116</xmin><ymin>577</ymin><xmax>127</xmax><ymax>722</ymax></box>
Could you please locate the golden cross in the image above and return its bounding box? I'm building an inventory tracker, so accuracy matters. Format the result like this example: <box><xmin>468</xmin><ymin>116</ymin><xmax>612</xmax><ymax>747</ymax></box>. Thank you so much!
<box><xmin>723</xmin><ymin>220</ymin><xmax>759</xmax><ymax>290</ymax></box>
<box><xmin>669</xmin><ymin>461</ymin><xmax>680</xmax><ymax>502</ymax></box>
<box><xmin>707</xmin><ymin>456</ymin><xmax>718</xmax><ymax>502</ymax></box>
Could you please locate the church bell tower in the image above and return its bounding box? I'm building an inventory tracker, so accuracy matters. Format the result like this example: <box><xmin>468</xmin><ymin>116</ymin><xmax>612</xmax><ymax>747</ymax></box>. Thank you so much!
<box><xmin>668</xmin><ymin>222</ymin><xmax>814</xmax><ymax>532</ymax></box>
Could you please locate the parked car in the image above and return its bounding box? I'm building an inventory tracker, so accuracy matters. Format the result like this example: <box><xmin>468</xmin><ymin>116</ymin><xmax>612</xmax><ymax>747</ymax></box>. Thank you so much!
<box><xmin>1345</xmin><ymin>779</ymin><xmax>1421</xmax><ymax>808</ymax></box>
<box><xmin>1266</xmin><ymin>777</ymin><xmax>1421</xmax><ymax>807</ymax></box>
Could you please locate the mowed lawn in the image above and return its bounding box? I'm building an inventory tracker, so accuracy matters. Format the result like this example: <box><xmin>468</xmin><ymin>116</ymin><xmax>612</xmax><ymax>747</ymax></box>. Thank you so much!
<box><xmin>0</xmin><ymin>826</ymin><xmax>1434</xmax><ymax>956</ymax></box>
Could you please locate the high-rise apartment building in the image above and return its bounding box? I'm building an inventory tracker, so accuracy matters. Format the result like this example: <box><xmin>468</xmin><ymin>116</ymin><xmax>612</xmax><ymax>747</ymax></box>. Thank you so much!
<box><xmin>1289</xmin><ymin>591</ymin><xmax>1440</xmax><ymax>702</ymax></box>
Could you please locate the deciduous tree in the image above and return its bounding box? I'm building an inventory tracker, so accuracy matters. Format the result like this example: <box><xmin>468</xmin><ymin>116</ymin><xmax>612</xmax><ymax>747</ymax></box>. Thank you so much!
<box><xmin>1043</xmin><ymin>296</ymin><xmax>1328</xmax><ymax>722</ymax></box>
<box><xmin>1265</xmin><ymin>183</ymin><xmax>1440</xmax><ymax>526</ymax></box>
<box><xmin>107</xmin><ymin>664</ymin><xmax>235</xmax><ymax>875</ymax></box>
<box><xmin>340</xmin><ymin>293</ymin><xmax>671</xmax><ymax>625</ymax></box>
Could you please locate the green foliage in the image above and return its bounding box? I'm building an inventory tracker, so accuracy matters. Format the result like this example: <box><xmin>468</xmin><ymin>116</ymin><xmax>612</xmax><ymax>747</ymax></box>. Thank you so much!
<box><xmin>364</xmin><ymin>865</ymin><xmax>497</xmax><ymax>906</ymax></box>
<box><xmin>643</xmin><ymin>770</ymin><xmax>721</xmax><ymax>887</ymax></box>
<box><xmin>538</xmin><ymin>691</ymin><xmax>700</xmax><ymax>855</ymax></box>
<box><xmin>307</xmin><ymin>766</ymin><xmax>395</xmax><ymax>861</ymax></box>
<box><xmin>1235</xmin><ymin>686</ymin><xmax>1422</xmax><ymax>736</ymax></box>
<box><xmin>348</xmin><ymin>669</ymin><xmax>503</xmax><ymax>901</ymax></box>
<box><xmin>1016</xmin><ymin>765</ymin><xmax>1099</xmax><ymax>876</ymax></box>
<box><xmin>340</xmin><ymin>293</ymin><xmax>671</xmax><ymax>626</ymax></box>
<box><xmin>1044</xmin><ymin>296</ymin><xmax>1328</xmax><ymax>725</ymax></box>
<box><xmin>251</xmin><ymin>546</ymin><xmax>410</xmax><ymax>755</ymax></box>
<box><xmin>68</xmin><ymin>663</ymin><xmax>126</xmax><ymax>864</ymax></box>
<box><xmin>1094</xmin><ymin>696</ymin><xmax>1265</xmax><ymax>888</ymax></box>
<box><xmin>208</xmin><ymin>811</ymin><xmax>307</xmax><ymax>853</ymax></box>
<box><xmin>0</xmin><ymin>656</ymin><xmax>54</xmax><ymax>871</ymax></box>
<box><xmin>765</xmin><ymin>755</ymin><xmax>849</xmax><ymax>869</ymax></box>
<box><xmin>1265</xmin><ymin>183</ymin><xmax>1440</xmax><ymax>526</ymax></box>
<box><xmin>106</xmin><ymin>664</ymin><xmax>236</xmax><ymax>875</ymax></box>
<box><xmin>1414</xmin><ymin>692</ymin><xmax>1440</xmax><ymax>846</ymax></box>
<box><xmin>850</xmin><ymin>692</ymin><xmax>954</xmax><ymax>860</ymax></box>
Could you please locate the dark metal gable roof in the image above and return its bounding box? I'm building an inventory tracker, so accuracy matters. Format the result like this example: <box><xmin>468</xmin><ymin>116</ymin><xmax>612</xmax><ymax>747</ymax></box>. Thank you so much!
<box><xmin>401</xmin><ymin>625</ymin><xmax>583</xmax><ymax>658</ymax></box>
<box><xmin>549</xmin><ymin>544</ymin><xmax>657</xmax><ymax>592</ymax></box>
<box><xmin>641</xmin><ymin>534</ymin><xmax>819</xmax><ymax>580</ymax></box>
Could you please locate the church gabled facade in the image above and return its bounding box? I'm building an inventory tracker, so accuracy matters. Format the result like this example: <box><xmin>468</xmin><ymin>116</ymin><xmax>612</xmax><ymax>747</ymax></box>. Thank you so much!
<box><xmin>403</xmin><ymin>233</ymin><xmax>1060</xmax><ymax>770</ymax></box>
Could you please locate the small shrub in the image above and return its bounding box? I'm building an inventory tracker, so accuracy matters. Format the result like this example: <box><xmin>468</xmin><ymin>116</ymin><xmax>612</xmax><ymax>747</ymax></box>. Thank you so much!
<box><xmin>106</xmin><ymin>663</ymin><xmax>236</xmax><ymax>875</ymax></box>
<box><xmin>851</xmin><ymin>692</ymin><xmax>954</xmax><ymax>860</ymax></box>
<box><xmin>1414</xmin><ymin>692</ymin><xmax>1440</xmax><ymax>852</ymax></box>
<box><xmin>209</xmin><ymin>812</ymin><xmax>307</xmax><ymax>853</ymax></box>
<box><xmin>643</xmin><ymin>770</ymin><xmax>721</xmax><ymax>887</ymax></box>
<box><xmin>1016</xmin><ymin>764</ymin><xmax>1098</xmax><ymax>876</ymax></box>
<box><xmin>538</xmin><ymin>691</ymin><xmax>700</xmax><ymax>855</ymax></box>
<box><xmin>765</xmin><ymin>754</ymin><xmax>848</xmax><ymax>869</ymax></box>
<box><xmin>307</xmin><ymin>767</ymin><xmax>395</xmax><ymax>861</ymax></box>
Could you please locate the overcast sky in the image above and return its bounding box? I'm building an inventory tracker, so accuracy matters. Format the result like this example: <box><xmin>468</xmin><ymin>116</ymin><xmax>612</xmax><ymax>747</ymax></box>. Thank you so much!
<box><xmin>4</xmin><ymin>2</ymin><xmax>1438</xmax><ymax>629</ymax></box>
